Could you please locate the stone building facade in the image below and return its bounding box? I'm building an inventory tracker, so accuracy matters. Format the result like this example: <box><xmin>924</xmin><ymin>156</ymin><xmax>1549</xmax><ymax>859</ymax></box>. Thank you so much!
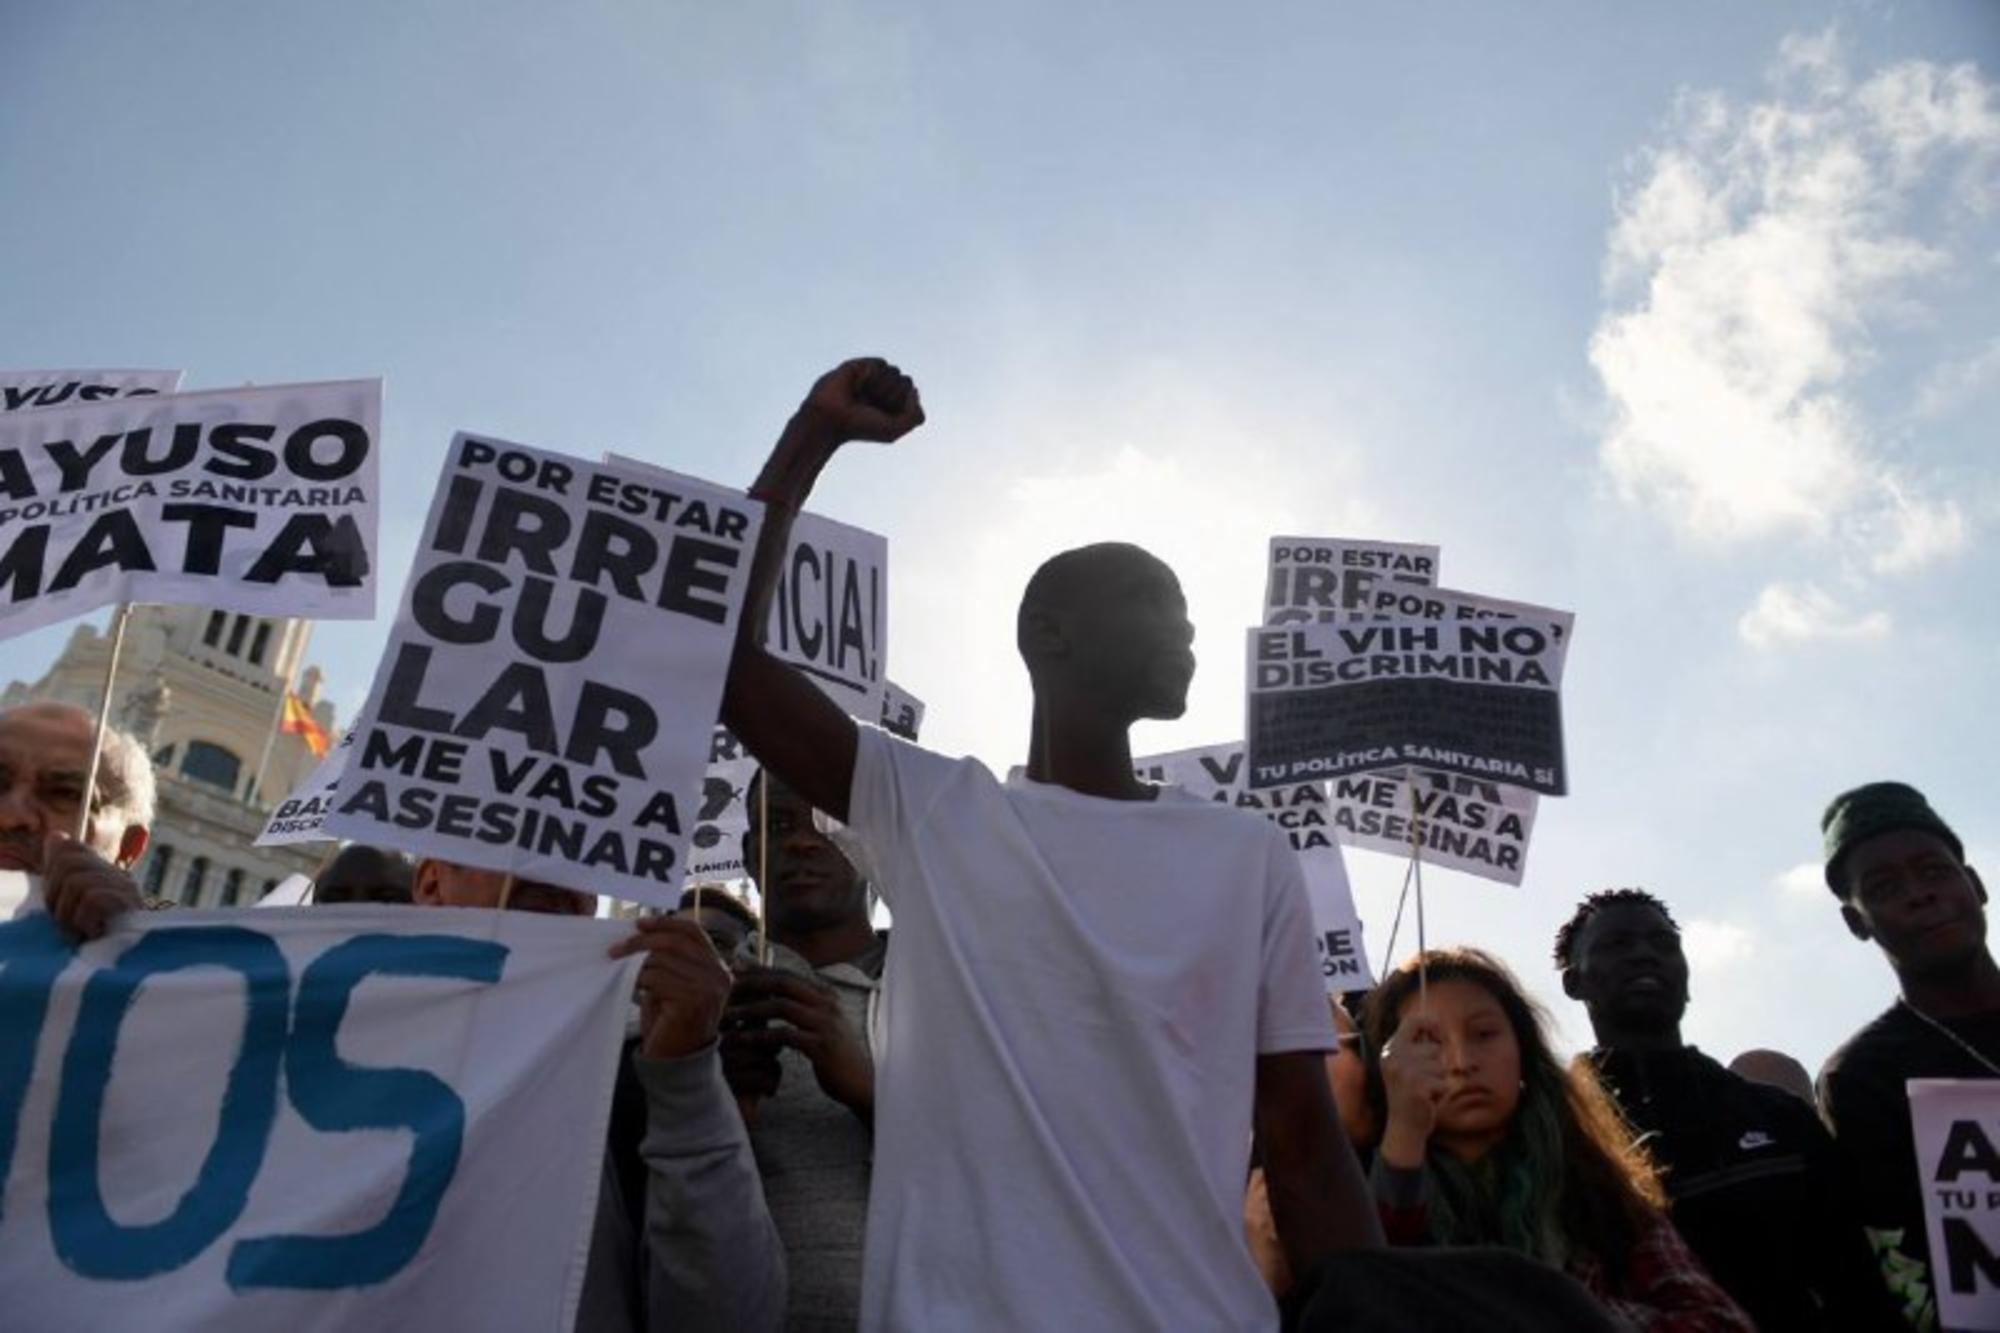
<box><xmin>2</xmin><ymin>605</ymin><xmax>340</xmax><ymax>906</ymax></box>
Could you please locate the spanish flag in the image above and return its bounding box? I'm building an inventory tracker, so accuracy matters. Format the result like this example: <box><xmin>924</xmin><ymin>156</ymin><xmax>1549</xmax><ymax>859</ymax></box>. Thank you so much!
<box><xmin>281</xmin><ymin>692</ymin><xmax>331</xmax><ymax>758</ymax></box>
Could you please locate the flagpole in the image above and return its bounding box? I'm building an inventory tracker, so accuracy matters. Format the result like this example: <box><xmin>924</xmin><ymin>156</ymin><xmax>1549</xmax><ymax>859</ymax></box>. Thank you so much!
<box><xmin>249</xmin><ymin>619</ymin><xmax>312</xmax><ymax>807</ymax></box>
<box><xmin>75</xmin><ymin>603</ymin><xmax>134</xmax><ymax>840</ymax></box>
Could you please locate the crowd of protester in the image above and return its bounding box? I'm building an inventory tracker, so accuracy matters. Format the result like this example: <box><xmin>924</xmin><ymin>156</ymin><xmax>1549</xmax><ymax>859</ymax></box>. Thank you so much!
<box><xmin>6</xmin><ymin>359</ymin><xmax>1992</xmax><ymax>1331</ymax></box>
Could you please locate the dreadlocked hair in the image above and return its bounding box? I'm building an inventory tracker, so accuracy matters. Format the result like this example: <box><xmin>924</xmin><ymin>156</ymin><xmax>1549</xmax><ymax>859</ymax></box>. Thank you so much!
<box><xmin>1552</xmin><ymin>888</ymin><xmax>1678</xmax><ymax>972</ymax></box>
<box><xmin>1362</xmin><ymin>948</ymin><xmax>1666</xmax><ymax>1293</ymax></box>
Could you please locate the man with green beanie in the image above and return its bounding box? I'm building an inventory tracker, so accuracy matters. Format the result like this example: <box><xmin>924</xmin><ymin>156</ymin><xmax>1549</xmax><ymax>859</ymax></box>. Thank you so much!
<box><xmin>1818</xmin><ymin>781</ymin><xmax>1997</xmax><ymax>1330</ymax></box>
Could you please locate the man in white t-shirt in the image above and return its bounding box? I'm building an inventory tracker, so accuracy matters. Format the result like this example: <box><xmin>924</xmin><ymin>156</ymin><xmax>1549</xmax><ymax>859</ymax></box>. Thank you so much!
<box><xmin>720</xmin><ymin>359</ymin><xmax>1380</xmax><ymax>1330</ymax></box>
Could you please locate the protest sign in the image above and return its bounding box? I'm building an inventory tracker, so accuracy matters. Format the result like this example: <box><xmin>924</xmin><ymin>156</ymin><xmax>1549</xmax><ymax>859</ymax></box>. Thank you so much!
<box><xmin>881</xmin><ymin>678</ymin><xmax>925</xmax><ymax>741</ymax></box>
<box><xmin>0</xmin><ymin>380</ymin><xmax>381</xmax><ymax>642</ymax></box>
<box><xmin>1135</xmin><ymin>742</ymin><xmax>1374</xmax><ymax>989</ymax></box>
<box><xmin>1328</xmin><ymin>769</ymin><xmax>1539</xmax><ymax>886</ymax></box>
<box><xmin>254</xmin><ymin>730</ymin><xmax>355</xmax><ymax>847</ymax></box>
<box><xmin>0</xmin><ymin>369</ymin><xmax>183</xmax><ymax>413</ymax></box>
<box><xmin>1910</xmin><ymin>1080</ymin><xmax>2000</xmax><ymax>1330</ymax></box>
<box><xmin>608</xmin><ymin>453</ymin><xmax>887</xmax><ymax>719</ymax></box>
<box><xmin>326</xmin><ymin>437</ymin><xmax>762</xmax><ymax>907</ymax></box>
<box><xmin>1246</xmin><ymin>588</ymin><xmax>1573</xmax><ymax>796</ymax></box>
<box><xmin>1263</xmin><ymin>535</ymin><xmax>1440</xmax><ymax>625</ymax></box>
<box><xmin>0</xmin><ymin>907</ymin><xmax>637</xmax><ymax>1332</ymax></box>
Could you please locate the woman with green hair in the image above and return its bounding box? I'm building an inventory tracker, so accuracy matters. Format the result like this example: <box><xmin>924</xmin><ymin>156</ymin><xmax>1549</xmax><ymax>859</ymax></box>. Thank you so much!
<box><xmin>1364</xmin><ymin>948</ymin><xmax>1751</xmax><ymax>1330</ymax></box>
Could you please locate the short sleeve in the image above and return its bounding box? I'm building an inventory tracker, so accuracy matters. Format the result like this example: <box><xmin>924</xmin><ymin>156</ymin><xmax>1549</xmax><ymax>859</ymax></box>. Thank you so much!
<box><xmin>1257</xmin><ymin>833</ymin><xmax>1338</xmax><ymax>1054</ymax></box>
<box><xmin>846</xmin><ymin>725</ymin><xmax>964</xmax><ymax>911</ymax></box>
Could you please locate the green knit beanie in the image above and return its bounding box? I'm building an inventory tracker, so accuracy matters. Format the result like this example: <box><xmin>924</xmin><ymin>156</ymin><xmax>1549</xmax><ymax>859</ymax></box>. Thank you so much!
<box><xmin>1821</xmin><ymin>781</ymin><xmax>1963</xmax><ymax>895</ymax></box>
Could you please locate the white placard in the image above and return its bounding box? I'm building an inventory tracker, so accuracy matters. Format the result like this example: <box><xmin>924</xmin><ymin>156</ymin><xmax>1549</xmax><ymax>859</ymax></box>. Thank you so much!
<box><xmin>1263</xmin><ymin>535</ymin><xmax>1440</xmax><ymax>625</ymax></box>
<box><xmin>254</xmin><ymin>729</ymin><xmax>355</xmax><ymax>847</ymax></box>
<box><xmin>1135</xmin><ymin>741</ymin><xmax>1373</xmax><ymax>990</ymax></box>
<box><xmin>608</xmin><ymin>452</ymin><xmax>887</xmax><ymax>720</ymax></box>
<box><xmin>1327</xmin><ymin>769</ymin><xmax>1539</xmax><ymax>886</ymax></box>
<box><xmin>0</xmin><ymin>907</ymin><xmax>638</xmax><ymax>1331</ymax></box>
<box><xmin>0</xmin><ymin>369</ymin><xmax>183</xmax><ymax>412</ymax></box>
<box><xmin>0</xmin><ymin>379</ymin><xmax>381</xmax><ymax>641</ymax></box>
<box><xmin>326</xmin><ymin>437</ymin><xmax>761</xmax><ymax>908</ymax></box>
<box><xmin>1910</xmin><ymin>1079</ymin><xmax>2000</xmax><ymax>1331</ymax></box>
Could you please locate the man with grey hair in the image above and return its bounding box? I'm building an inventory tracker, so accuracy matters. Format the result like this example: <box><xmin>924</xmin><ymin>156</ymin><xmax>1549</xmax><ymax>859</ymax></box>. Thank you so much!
<box><xmin>0</xmin><ymin>700</ymin><xmax>156</xmax><ymax>937</ymax></box>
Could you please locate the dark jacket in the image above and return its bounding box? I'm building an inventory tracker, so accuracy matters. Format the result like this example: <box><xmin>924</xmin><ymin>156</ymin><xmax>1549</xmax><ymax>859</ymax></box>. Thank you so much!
<box><xmin>1590</xmin><ymin>1045</ymin><xmax>1900</xmax><ymax>1332</ymax></box>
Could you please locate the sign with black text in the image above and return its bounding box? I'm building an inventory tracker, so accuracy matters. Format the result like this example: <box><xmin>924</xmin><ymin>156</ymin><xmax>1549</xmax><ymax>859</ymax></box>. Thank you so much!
<box><xmin>1264</xmin><ymin>535</ymin><xmax>1440</xmax><ymax>625</ymax></box>
<box><xmin>1246</xmin><ymin>589</ymin><xmax>1573</xmax><ymax>795</ymax></box>
<box><xmin>1136</xmin><ymin>742</ymin><xmax>1374</xmax><ymax>989</ymax></box>
<box><xmin>327</xmin><ymin>438</ymin><xmax>761</xmax><ymax>906</ymax></box>
<box><xmin>608</xmin><ymin>453</ymin><xmax>887</xmax><ymax>719</ymax></box>
<box><xmin>1910</xmin><ymin>1079</ymin><xmax>2000</xmax><ymax>1330</ymax></box>
<box><xmin>0</xmin><ymin>380</ymin><xmax>380</xmax><ymax>641</ymax></box>
<box><xmin>254</xmin><ymin>730</ymin><xmax>355</xmax><ymax>847</ymax></box>
<box><xmin>1329</xmin><ymin>769</ymin><xmax>1539</xmax><ymax>886</ymax></box>
<box><xmin>0</xmin><ymin>368</ymin><xmax>182</xmax><ymax>412</ymax></box>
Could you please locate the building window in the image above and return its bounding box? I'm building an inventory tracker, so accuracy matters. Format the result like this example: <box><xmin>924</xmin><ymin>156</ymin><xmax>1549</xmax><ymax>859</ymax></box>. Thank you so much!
<box><xmin>222</xmin><ymin>868</ymin><xmax>245</xmax><ymax>907</ymax></box>
<box><xmin>249</xmin><ymin>622</ymin><xmax>272</xmax><ymax>666</ymax></box>
<box><xmin>262</xmin><ymin>878</ymin><xmax>278</xmax><ymax>898</ymax></box>
<box><xmin>152</xmin><ymin>743</ymin><xmax>175</xmax><ymax>769</ymax></box>
<box><xmin>181</xmin><ymin>856</ymin><xmax>209</xmax><ymax>907</ymax></box>
<box><xmin>203</xmin><ymin>611</ymin><xmax>225</xmax><ymax>647</ymax></box>
<box><xmin>143</xmin><ymin>844</ymin><xmax>174</xmax><ymax>897</ymax></box>
<box><xmin>181</xmin><ymin>741</ymin><xmax>243</xmax><ymax>792</ymax></box>
<box><xmin>226</xmin><ymin>615</ymin><xmax>250</xmax><ymax>657</ymax></box>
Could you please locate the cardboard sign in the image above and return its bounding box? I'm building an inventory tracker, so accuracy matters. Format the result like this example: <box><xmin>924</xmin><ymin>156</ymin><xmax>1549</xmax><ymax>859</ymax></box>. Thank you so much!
<box><xmin>1135</xmin><ymin>742</ymin><xmax>1374</xmax><ymax>989</ymax></box>
<box><xmin>326</xmin><ymin>437</ymin><xmax>762</xmax><ymax>907</ymax></box>
<box><xmin>1910</xmin><ymin>1079</ymin><xmax>2000</xmax><ymax>1331</ymax></box>
<box><xmin>1328</xmin><ymin>769</ymin><xmax>1539</xmax><ymax>886</ymax></box>
<box><xmin>608</xmin><ymin>453</ymin><xmax>887</xmax><ymax>720</ymax></box>
<box><xmin>1263</xmin><ymin>536</ymin><xmax>1441</xmax><ymax>625</ymax></box>
<box><xmin>254</xmin><ymin>730</ymin><xmax>355</xmax><ymax>847</ymax></box>
<box><xmin>1245</xmin><ymin>589</ymin><xmax>1573</xmax><ymax>796</ymax></box>
<box><xmin>0</xmin><ymin>380</ymin><xmax>381</xmax><ymax>642</ymax></box>
<box><xmin>0</xmin><ymin>369</ymin><xmax>183</xmax><ymax>412</ymax></box>
<box><xmin>0</xmin><ymin>908</ymin><xmax>637</xmax><ymax>1332</ymax></box>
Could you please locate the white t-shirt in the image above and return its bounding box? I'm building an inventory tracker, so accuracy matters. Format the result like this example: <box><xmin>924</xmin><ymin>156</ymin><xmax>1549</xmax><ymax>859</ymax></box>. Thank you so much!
<box><xmin>849</xmin><ymin>727</ymin><xmax>1335</xmax><ymax>1332</ymax></box>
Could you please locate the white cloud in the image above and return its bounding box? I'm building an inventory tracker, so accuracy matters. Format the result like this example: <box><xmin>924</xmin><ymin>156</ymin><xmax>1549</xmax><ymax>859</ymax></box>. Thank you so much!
<box><xmin>1737</xmin><ymin>579</ymin><xmax>1891</xmax><ymax>649</ymax></box>
<box><xmin>1682</xmin><ymin>918</ymin><xmax>1756</xmax><ymax>971</ymax></box>
<box><xmin>1592</xmin><ymin>30</ymin><xmax>1995</xmax><ymax>592</ymax></box>
<box><xmin>1774</xmin><ymin>860</ymin><xmax>1827</xmax><ymax>897</ymax></box>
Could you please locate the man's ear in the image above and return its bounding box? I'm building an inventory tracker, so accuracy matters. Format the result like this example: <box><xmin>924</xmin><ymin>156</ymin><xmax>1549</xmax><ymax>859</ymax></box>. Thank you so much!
<box><xmin>1560</xmin><ymin>966</ymin><xmax>1584</xmax><ymax>1001</ymax></box>
<box><xmin>114</xmin><ymin>823</ymin><xmax>149</xmax><ymax>873</ymax></box>
<box><xmin>1840</xmin><ymin>901</ymin><xmax>1873</xmax><ymax>943</ymax></box>
<box><xmin>413</xmin><ymin>859</ymin><xmax>445</xmax><ymax>906</ymax></box>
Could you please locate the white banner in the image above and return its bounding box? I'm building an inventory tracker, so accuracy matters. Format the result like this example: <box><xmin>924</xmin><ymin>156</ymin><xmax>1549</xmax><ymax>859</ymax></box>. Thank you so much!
<box><xmin>1135</xmin><ymin>742</ymin><xmax>1373</xmax><ymax>989</ymax></box>
<box><xmin>0</xmin><ymin>380</ymin><xmax>381</xmax><ymax>642</ymax></box>
<box><xmin>0</xmin><ymin>907</ymin><xmax>637</xmax><ymax>1333</ymax></box>
<box><xmin>1246</xmin><ymin>588</ymin><xmax>1573</xmax><ymax>796</ymax></box>
<box><xmin>255</xmin><ymin>730</ymin><xmax>355</xmax><ymax>847</ymax></box>
<box><xmin>1910</xmin><ymin>1079</ymin><xmax>2000</xmax><ymax>1331</ymax></box>
<box><xmin>608</xmin><ymin>453</ymin><xmax>887</xmax><ymax>720</ymax></box>
<box><xmin>1327</xmin><ymin>769</ymin><xmax>1539</xmax><ymax>886</ymax></box>
<box><xmin>682</xmin><ymin>726</ymin><xmax>761</xmax><ymax>886</ymax></box>
<box><xmin>880</xmin><ymin>679</ymin><xmax>925</xmax><ymax>741</ymax></box>
<box><xmin>0</xmin><ymin>369</ymin><xmax>183</xmax><ymax>413</ymax></box>
<box><xmin>1263</xmin><ymin>535</ymin><xmax>1440</xmax><ymax>625</ymax></box>
<box><xmin>326</xmin><ymin>437</ymin><xmax>761</xmax><ymax>907</ymax></box>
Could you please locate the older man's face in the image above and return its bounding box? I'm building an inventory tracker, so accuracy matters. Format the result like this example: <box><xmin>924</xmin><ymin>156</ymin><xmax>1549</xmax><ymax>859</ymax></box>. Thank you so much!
<box><xmin>0</xmin><ymin>705</ymin><xmax>140</xmax><ymax>872</ymax></box>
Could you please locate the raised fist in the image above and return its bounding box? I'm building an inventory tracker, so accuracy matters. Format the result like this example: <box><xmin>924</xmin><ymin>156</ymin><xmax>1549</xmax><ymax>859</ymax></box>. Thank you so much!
<box><xmin>797</xmin><ymin>358</ymin><xmax>925</xmax><ymax>445</ymax></box>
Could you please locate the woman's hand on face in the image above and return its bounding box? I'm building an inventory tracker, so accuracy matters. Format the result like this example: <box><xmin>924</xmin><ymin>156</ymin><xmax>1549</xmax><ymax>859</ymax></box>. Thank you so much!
<box><xmin>1377</xmin><ymin>1009</ymin><xmax>1448</xmax><ymax>1169</ymax></box>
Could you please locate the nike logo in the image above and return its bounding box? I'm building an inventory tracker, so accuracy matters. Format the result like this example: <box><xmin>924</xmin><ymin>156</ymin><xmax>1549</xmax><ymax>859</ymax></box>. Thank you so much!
<box><xmin>1738</xmin><ymin>1131</ymin><xmax>1775</xmax><ymax>1151</ymax></box>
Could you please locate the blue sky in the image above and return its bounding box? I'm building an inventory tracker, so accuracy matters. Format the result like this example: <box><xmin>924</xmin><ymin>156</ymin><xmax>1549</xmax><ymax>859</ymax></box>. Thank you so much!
<box><xmin>3</xmin><ymin>0</ymin><xmax>1995</xmax><ymax>1070</ymax></box>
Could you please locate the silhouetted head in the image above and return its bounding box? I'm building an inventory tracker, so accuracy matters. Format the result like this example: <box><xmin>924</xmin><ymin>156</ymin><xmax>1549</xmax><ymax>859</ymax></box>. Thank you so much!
<box><xmin>314</xmin><ymin>844</ymin><xmax>415</xmax><ymax>905</ymax></box>
<box><xmin>1016</xmin><ymin>543</ymin><xmax>1195</xmax><ymax>723</ymax></box>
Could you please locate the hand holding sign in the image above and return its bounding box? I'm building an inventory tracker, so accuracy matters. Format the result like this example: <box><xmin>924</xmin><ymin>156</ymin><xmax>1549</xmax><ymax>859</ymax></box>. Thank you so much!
<box><xmin>1377</xmin><ymin>1010</ymin><xmax>1448</xmax><ymax>1169</ymax></box>
<box><xmin>796</xmin><ymin>358</ymin><xmax>925</xmax><ymax>446</ymax></box>
<box><xmin>41</xmin><ymin>836</ymin><xmax>142</xmax><ymax>940</ymax></box>
<box><xmin>612</xmin><ymin>916</ymin><xmax>734</xmax><ymax>1059</ymax></box>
